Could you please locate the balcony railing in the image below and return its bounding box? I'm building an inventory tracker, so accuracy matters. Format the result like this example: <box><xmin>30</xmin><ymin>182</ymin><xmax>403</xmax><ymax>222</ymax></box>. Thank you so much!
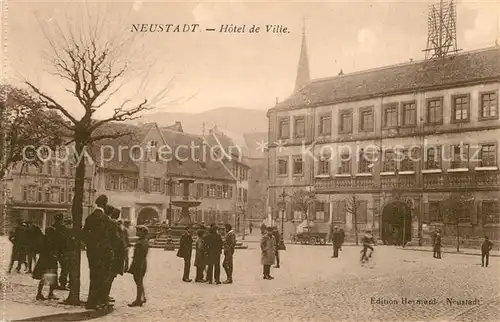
<box><xmin>315</xmin><ymin>176</ymin><xmax>375</xmax><ymax>190</ymax></box>
<box><xmin>423</xmin><ymin>171</ymin><xmax>500</xmax><ymax>189</ymax></box>
<box><xmin>314</xmin><ymin>171</ymin><xmax>500</xmax><ymax>191</ymax></box>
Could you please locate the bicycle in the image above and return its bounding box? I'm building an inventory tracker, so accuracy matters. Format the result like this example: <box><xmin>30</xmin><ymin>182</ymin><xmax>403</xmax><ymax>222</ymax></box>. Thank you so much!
<box><xmin>360</xmin><ymin>247</ymin><xmax>375</xmax><ymax>268</ymax></box>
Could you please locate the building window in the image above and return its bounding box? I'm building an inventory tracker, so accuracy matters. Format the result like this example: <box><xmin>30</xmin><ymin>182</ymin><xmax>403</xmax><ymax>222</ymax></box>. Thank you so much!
<box><xmin>22</xmin><ymin>186</ymin><xmax>28</xmax><ymax>201</ymax></box>
<box><xmin>59</xmin><ymin>162</ymin><xmax>66</xmax><ymax>176</ymax></box>
<box><xmin>243</xmin><ymin>189</ymin><xmax>247</xmax><ymax>202</ymax></box>
<box><xmin>120</xmin><ymin>177</ymin><xmax>128</xmax><ymax>191</ymax></box>
<box><xmin>452</xmin><ymin>94</ymin><xmax>470</xmax><ymax>123</ymax></box>
<box><xmin>45</xmin><ymin>188</ymin><xmax>50</xmax><ymax>202</ymax></box>
<box><xmin>278</xmin><ymin>117</ymin><xmax>290</xmax><ymax>139</ymax></box>
<box><xmin>47</xmin><ymin>161</ymin><xmax>53</xmax><ymax>175</ymax></box>
<box><xmin>315</xmin><ymin>202</ymin><xmax>325</xmax><ymax>221</ymax></box>
<box><xmin>400</xmin><ymin>149</ymin><xmax>415</xmax><ymax>171</ymax></box>
<box><xmin>130</xmin><ymin>178</ymin><xmax>138</xmax><ymax>190</ymax></box>
<box><xmin>426</xmin><ymin>98</ymin><xmax>443</xmax><ymax>124</ymax></box>
<box><xmin>294</xmin><ymin>116</ymin><xmax>306</xmax><ymax>138</ymax></box>
<box><xmin>222</xmin><ymin>184</ymin><xmax>229</xmax><ymax>198</ymax></box>
<box><xmin>196</xmin><ymin>183</ymin><xmax>204</xmax><ymax>198</ymax></box>
<box><xmin>60</xmin><ymin>187</ymin><xmax>65</xmax><ymax>203</ymax></box>
<box><xmin>68</xmin><ymin>189</ymin><xmax>73</xmax><ymax>203</ymax></box>
<box><xmin>111</xmin><ymin>175</ymin><xmax>119</xmax><ymax>190</ymax></box>
<box><xmin>339</xmin><ymin>110</ymin><xmax>353</xmax><ymax>133</ymax></box>
<box><xmin>358</xmin><ymin>151</ymin><xmax>374</xmax><ymax>173</ymax></box>
<box><xmin>480</xmin><ymin>144</ymin><xmax>496</xmax><ymax>167</ymax></box>
<box><xmin>152</xmin><ymin>178</ymin><xmax>161</xmax><ymax>192</ymax></box>
<box><xmin>319</xmin><ymin>114</ymin><xmax>331</xmax><ymax>135</ymax></box>
<box><xmin>425</xmin><ymin>146</ymin><xmax>442</xmax><ymax>169</ymax></box>
<box><xmin>359</xmin><ymin>107</ymin><xmax>374</xmax><ymax>132</ymax></box>
<box><xmin>401</xmin><ymin>101</ymin><xmax>416</xmax><ymax>126</ymax></box>
<box><xmin>318</xmin><ymin>155</ymin><xmax>330</xmax><ymax>175</ymax></box>
<box><xmin>293</xmin><ymin>156</ymin><xmax>303</xmax><ymax>176</ymax></box>
<box><xmin>451</xmin><ymin>144</ymin><xmax>469</xmax><ymax>168</ymax></box>
<box><xmin>383</xmin><ymin>103</ymin><xmax>398</xmax><ymax>128</ymax></box>
<box><xmin>483</xmin><ymin>201</ymin><xmax>500</xmax><ymax>224</ymax></box>
<box><xmin>51</xmin><ymin>187</ymin><xmax>59</xmax><ymax>203</ymax></box>
<box><xmin>209</xmin><ymin>184</ymin><xmax>216</xmax><ymax>198</ymax></box>
<box><xmin>37</xmin><ymin>187</ymin><xmax>43</xmax><ymax>202</ymax></box>
<box><xmin>293</xmin><ymin>210</ymin><xmax>302</xmax><ymax>221</ymax></box>
<box><xmin>339</xmin><ymin>152</ymin><xmax>351</xmax><ymax>174</ymax></box>
<box><xmin>383</xmin><ymin>150</ymin><xmax>396</xmax><ymax>172</ymax></box>
<box><xmin>277</xmin><ymin>157</ymin><xmax>288</xmax><ymax>176</ymax></box>
<box><xmin>148</xmin><ymin>140</ymin><xmax>158</xmax><ymax>148</ymax></box>
<box><xmin>429</xmin><ymin>201</ymin><xmax>442</xmax><ymax>222</ymax></box>
<box><xmin>480</xmin><ymin>92</ymin><xmax>498</xmax><ymax>120</ymax></box>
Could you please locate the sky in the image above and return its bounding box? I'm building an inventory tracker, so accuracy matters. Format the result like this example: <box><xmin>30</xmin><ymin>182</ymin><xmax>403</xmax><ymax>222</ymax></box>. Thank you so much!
<box><xmin>5</xmin><ymin>0</ymin><xmax>500</xmax><ymax>118</ymax></box>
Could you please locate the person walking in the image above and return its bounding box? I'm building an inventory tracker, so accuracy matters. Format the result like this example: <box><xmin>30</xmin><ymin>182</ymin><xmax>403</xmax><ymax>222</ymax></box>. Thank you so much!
<box><xmin>25</xmin><ymin>221</ymin><xmax>44</xmax><ymax>274</ymax></box>
<box><xmin>53</xmin><ymin>214</ymin><xmax>73</xmax><ymax>290</ymax></box>
<box><xmin>205</xmin><ymin>224</ymin><xmax>223</xmax><ymax>285</ymax></box>
<box><xmin>32</xmin><ymin>225</ymin><xmax>59</xmax><ymax>301</ymax></box>
<box><xmin>177</xmin><ymin>226</ymin><xmax>193</xmax><ymax>282</ymax></box>
<box><xmin>222</xmin><ymin>224</ymin><xmax>236</xmax><ymax>284</ymax></box>
<box><xmin>82</xmin><ymin>195</ymin><xmax>115</xmax><ymax>310</ymax></box>
<box><xmin>272</xmin><ymin>227</ymin><xmax>281</xmax><ymax>268</ymax></box>
<box><xmin>127</xmin><ymin>226</ymin><xmax>149</xmax><ymax>307</ymax></box>
<box><xmin>433</xmin><ymin>230</ymin><xmax>442</xmax><ymax>259</ymax></box>
<box><xmin>481</xmin><ymin>236</ymin><xmax>493</xmax><ymax>267</ymax></box>
<box><xmin>194</xmin><ymin>229</ymin><xmax>207</xmax><ymax>282</ymax></box>
<box><xmin>249</xmin><ymin>222</ymin><xmax>253</xmax><ymax>235</ymax></box>
<box><xmin>261</xmin><ymin>226</ymin><xmax>276</xmax><ymax>280</ymax></box>
<box><xmin>331</xmin><ymin>226</ymin><xmax>342</xmax><ymax>258</ymax></box>
<box><xmin>8</xmin><ymin>219</ymin><xmax>28</xmax><ymax>273</ymax></box>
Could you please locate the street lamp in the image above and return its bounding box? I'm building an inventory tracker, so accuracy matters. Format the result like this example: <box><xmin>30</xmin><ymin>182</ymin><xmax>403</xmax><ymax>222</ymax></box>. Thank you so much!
<box><xmin>277</xmin><ymin>188</ymin><xmax>288</xmax><ymax>251</ymax></box>
<box><xmin>240</xmin><ymin>206</ymin><xmax>246</xmax><ymax>240</ymax></box>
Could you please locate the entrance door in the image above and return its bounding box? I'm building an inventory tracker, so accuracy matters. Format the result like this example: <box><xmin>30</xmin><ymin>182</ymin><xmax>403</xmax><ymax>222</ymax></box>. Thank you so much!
<box><xmin>381</xmin><ymin>201</ymin><xmax>411</xmax><ymax>245</ymax></box>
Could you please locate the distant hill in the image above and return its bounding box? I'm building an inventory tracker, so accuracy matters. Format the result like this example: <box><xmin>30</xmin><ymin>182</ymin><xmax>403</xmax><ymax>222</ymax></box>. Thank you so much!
<box><xmin>134</xmin><ymin>107</ymin><xmax>268</xmax><ymax>135</ymax></box>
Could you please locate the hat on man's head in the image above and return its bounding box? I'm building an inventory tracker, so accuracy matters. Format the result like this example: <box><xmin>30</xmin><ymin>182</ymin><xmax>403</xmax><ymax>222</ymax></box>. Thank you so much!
<box><xmin>55</xmin><ymin>213</ymin><xmax>64</xmax><ymax>222</ymax></box>
<box><xmin>95</xmin><ymin>194</ymin><xmax>108</xmax><ymax>207</ymax></box>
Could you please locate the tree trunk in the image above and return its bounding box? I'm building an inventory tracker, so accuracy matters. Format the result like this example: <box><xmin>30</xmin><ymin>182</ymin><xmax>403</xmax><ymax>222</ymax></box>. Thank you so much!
<box><xmin>65</xmin><ymin>139</ymin><xmax>86</xmax><ymax>305</ymax></box>
<box><xmin>354</xmin><ymin>209</ymin><xmax>358</xmax><ymax>246</ymax></box>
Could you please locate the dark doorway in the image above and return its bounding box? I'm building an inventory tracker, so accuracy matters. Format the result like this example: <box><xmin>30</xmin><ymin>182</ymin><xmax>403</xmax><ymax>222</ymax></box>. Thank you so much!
<box><xmin>381</xmin><ymin>201</ymin><xmax>412</xmax><ymax>246</ymax></box>
<box><xmin>137</xmin><ymin>207</ymin><xmax>159</xmax><ymax>225</ymax></box>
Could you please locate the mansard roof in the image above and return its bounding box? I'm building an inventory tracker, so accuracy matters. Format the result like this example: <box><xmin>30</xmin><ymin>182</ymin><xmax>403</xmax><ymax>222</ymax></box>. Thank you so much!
<box><xmin>272</xmin><ymin>47</ymin><xmax>500</xmax><ymax>111</ymax></box>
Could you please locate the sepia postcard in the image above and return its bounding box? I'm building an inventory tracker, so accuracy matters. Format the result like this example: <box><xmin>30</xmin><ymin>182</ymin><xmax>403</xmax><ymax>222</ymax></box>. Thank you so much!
<box><xmin>1</xmin><ymin>0</ymin><xmax>500</xmax><ymax>321</ymax></box>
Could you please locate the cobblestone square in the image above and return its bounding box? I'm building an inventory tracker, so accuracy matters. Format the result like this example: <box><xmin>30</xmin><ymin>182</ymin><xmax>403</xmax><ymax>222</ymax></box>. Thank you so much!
<box><xmin>6</xmin><ymin>243</ymin><xmax>499</xmax><ymax>321</ymax></box>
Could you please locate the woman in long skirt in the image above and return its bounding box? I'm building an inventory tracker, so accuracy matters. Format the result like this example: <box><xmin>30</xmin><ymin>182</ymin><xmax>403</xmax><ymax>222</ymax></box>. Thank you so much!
<box><xmin>32</xmin><ymin>226</ymin><xmax>58</xmax><ymax>300</ymax></box>
<box><xmin>127</xmin><ymin>226</ymin><xmax>149</xmax><ymax>307</ymax></box>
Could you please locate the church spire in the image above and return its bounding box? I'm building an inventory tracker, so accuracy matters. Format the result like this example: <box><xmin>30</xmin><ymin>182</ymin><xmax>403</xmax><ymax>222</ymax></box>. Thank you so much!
<box><xmin>294</xmin><ymin>18</ymin><xmax>310</xmax><ymax>92</ymax></box>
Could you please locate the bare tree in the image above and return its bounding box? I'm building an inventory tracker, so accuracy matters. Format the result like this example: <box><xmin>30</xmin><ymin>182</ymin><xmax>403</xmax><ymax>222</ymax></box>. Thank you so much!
<box><xmin>0</xmin><ymin>85</ymin><xmax>62</xmax><ymax>180</ymax></box>
<box><xmin>344</xmin><ymin>194</ymin><xmax>360</xmax><ymax>245</ymax></box>
<box><xmin>441</xmin><ymin>192</ymin><xmax>474</xmax><ymax>252</ymax></box>
<box><xmin>24</xmin><ymin>14</ymin><xmax>178</xmax><ymax>305</ymax></box>
<box><xmin>290</xmin><ymin>190</ymin><xmax>318</xmax><ymax>226</ymax></box>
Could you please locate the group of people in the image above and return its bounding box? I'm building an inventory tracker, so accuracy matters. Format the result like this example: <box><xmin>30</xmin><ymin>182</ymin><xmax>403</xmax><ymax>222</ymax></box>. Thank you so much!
<box><xmin>82</xmin><ymin>194</ymin><xmax>149</xmax><ymax>309</ymax></box>
<box><xmin>8</xmin><ymin>216</ymin><xmax>75</xmax><ymax>299</ymax></box>
<box><xmin>177</xmin><ymin>223</ymin><xmax>236</xmax><ymax>284</ymax></box>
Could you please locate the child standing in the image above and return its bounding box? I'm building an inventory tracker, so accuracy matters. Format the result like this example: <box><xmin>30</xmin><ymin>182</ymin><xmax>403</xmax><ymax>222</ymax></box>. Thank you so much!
<box><xmin>32</xmin><ymin>226</ymin><xmax>58</xmax><ymax>300</ymax></box>
<box><xmin>481</xmin><ymin>236</ymin><xmax>493</xmax><ymax>267</ymax></box>
<box><xmin>127</xmin><ymin>225</ymin><xmax>149</xmax><ymax>307</ymax></box>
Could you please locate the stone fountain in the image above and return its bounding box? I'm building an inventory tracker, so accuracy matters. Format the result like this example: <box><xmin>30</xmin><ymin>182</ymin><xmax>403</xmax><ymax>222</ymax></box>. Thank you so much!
<box><xmin>159</xmin><ymin>178</ymin><xmax>201</xmax><ymax>250</ymax></box>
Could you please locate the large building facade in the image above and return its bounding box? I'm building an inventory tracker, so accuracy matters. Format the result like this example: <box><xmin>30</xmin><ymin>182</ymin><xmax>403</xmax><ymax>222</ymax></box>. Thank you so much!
<box><xmin>267</xmin><ymin>41</ymin><xmax>500</xmax><ymax>244</ymax></box>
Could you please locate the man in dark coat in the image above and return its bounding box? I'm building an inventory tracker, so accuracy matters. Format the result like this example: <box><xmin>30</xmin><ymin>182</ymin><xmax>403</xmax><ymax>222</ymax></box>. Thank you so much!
<box><xmin>120</xmin><ymin>221</ymin><xmax>130</xmax><ymax>272</ymax></box>
<box><xmin>481</xmin><ymin>236</ymin><xmax>493</xmax><ymax>267</ymax></box>
<box><xmin>331</xmin><ymin>226</ymin><xmax>342</xmax><ymax>258</ymax></box>
<box><xmin>204</xmin><ymin>224</ymin><xmax>223</xmax><ymax>284</ymax></box>
<box><xmin>177</xmin><ymin>226</ymin><xmax>193</xmax><ymax>282</ymax></box>
<box><xmin>104</xmin><ymin>205</ymin><xmax>126</xmax><ymax>303</ymax></box>
<box><xmin>8</xmin><ymin>219</ymin><xmax>28</xmax><ymax>273</ymax></box>
<box><xmin>53</xmin><ymin>214</ymin><xmax>74</xmax><ymax>290</ymax></box>
<box><xmin>222</xmin><ymin>224</ymin><xmax>236</xmax><ymax>284</ymax></box>
<box><xmin>25</xmin><ymin>221</ymin><xmax>44</xmax><ymax>273</ymax></box>
<box><xmin>82</xmin><ymin>195</ymin><xmax>116</xmax><ymax>310</ymax></box>
<box><xmin>339</xmin><ymin>228</ymin><xmax>345</xmax><ymax>251</ymax></box>
<box><xmin>433</xmin><ymin>230</ymin><xmax>442</xmax><ymax>259</ymax></box>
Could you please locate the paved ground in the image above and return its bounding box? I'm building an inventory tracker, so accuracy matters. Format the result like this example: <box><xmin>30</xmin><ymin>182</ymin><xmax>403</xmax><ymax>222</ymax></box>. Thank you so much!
<box><xmin>4</xmin><ymin>240</ymin><xmax>499</xmax><ymax>322</ymax></box>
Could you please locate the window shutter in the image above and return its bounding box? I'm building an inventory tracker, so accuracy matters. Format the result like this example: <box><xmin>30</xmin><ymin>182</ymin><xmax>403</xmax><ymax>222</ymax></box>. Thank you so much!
<box><xmin>472</xmin><ymin>201</ymin><xmax>479</xmax><ymax>225</ymax></box>
<box><xmin>468</xmin><ymin>201</ymin><xmax>476</xmax><ymax>224</ymax></box>
<box><xmin>324</xmin><ymin>202</ymin><xmax>330</xmax><ymax>222</ymax></box>
<box><xmin>423</xmin><ymin>202</ymin><xmax>430</xmax><ymax>224</ymax></box>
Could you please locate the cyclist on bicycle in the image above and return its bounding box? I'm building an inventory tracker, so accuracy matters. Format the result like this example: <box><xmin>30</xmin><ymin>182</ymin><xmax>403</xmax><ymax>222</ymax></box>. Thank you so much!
<box><xmin>361</xmin><ymin>230</ymin><xmax>375</xmax><ymax>262</ymax></box>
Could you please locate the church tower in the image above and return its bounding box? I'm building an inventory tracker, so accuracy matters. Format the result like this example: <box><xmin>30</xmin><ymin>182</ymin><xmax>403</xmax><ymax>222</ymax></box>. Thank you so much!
<box><xmin>293</xmin><ymin>20</ymin><xmax>311</xmax><ymax>92</ymax></box>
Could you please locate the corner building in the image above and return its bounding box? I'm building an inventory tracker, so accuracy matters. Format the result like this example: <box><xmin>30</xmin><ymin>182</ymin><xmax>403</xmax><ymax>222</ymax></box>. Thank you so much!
<box><xmin>267</xmin><ymin>45</ymin><xmax>500</xmax><ymax>245</ymax></box>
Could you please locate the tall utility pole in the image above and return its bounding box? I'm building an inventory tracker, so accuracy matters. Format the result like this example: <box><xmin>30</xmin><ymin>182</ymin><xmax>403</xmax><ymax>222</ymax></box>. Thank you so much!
<box><xmin>278</xmin><ymin>188</ymin><xmax>287</xmax><ymax>250</ymax></box>
<box><xmin>423</xmin><ymin>0</ymin><xmax>461</xmax><ymax>59</ymax></box>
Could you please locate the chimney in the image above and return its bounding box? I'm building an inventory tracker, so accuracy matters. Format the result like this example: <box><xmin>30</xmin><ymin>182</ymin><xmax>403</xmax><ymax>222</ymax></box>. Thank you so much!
<box><xmin>276</xmin><ymin>97</ymin><xmax>279</xmax><ymax>104</ymax></box>
<box><xmin>338</xmin><ymin>69</ymin><xmax>344</xmax><ymax>76</ymax></box>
